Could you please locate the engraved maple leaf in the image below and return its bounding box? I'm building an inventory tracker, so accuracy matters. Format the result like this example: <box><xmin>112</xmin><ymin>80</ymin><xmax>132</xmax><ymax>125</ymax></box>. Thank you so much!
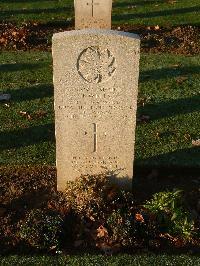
<box><xmin>78</xmin><ymin>46</ymin><xmax>116</xmax><ymax>83</ymax></box>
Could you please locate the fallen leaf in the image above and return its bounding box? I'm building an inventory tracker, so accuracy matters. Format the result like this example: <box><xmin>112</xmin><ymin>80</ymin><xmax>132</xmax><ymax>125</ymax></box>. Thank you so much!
<box><xmin>192</xmin><ymin>139</ymin><xmax>200</xmax><ymax>147</ymax></box>
<box><xmin>135</xmin><ymin>213</ymin><xmax>145</xmax><ymax>223</ymax></box>
<box><xmin>167</xmin><ymin>0</ymin><xmax>177</xmax><ymax>4</ymax></box>
<box><xmin>0</xmin><ymin>37</ymin><xmax>7</xmax><ymax>44</ymax></box>
<box><xmin>19</xmin><ymin>111</ymin><xmax>32</xmax><ymax>120</ymax></box>
<box><xmin>176</xmin><ymin>76</ymin><xmax>188</xmax><ymax>84</ymax></box>
<box><xmin>170</xmin><ymin>64</ymin><xmax>181</xmax><ymax>68</ymax></box>
<box><xmin>97</xmin><ymin>225</ymin><xmax>108</xmax><ymax>238</ymax></box>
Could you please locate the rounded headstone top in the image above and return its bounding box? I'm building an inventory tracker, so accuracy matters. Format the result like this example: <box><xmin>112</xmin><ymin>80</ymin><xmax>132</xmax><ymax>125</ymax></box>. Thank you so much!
<box><xmin>52</xmin><ymin>29</ymin><xmax>140</xmax><ymax>42</ymax></box>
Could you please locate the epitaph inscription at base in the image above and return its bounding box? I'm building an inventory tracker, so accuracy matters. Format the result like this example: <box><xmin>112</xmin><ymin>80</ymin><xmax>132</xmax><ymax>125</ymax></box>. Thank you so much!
<box><xmin>53</xmin><ymin>29</ymin><xmax>140</xmax><ymax>190</ymax></box>
<box><xmin>74</xmin><ymin>0</ymin><xmax>112</xmax><ymax>29</ymax></box>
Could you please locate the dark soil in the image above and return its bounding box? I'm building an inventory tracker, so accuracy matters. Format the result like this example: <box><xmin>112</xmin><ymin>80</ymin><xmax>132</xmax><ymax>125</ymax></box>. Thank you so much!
<box><xmin>1</xmin><ymin>166</ymin><xmax>200</xmax><ymax>225</ymax></box>
<box><xmin>1</xmin><ymin>166</ymin><xmax>199</xmax><ymax>209</ymax></box>
<box><xmin>0</xmin><ymin>166</ymin><xmax>56</xmax><ymax>209</ymax></box>
<box><xmin>0</xmin><ymin>22</ymin><xmax>199</xmax><ymax>55</ymax></box>
<box><xmin>0</xmin><ymin>166</ymin><xmax>200</xmax><ymax>255</ymax></box>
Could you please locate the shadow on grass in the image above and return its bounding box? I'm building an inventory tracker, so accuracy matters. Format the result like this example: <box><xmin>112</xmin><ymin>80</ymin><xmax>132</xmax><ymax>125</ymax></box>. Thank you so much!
<box><xmin>113</xmin><ymin>0</ymin><xmax>167</xmax><ymax>8</ymax></box>
<box><xmin>140</xmin><ymin>65</ymin><xmax>200</xmax><ymax>82</ymax></box>
<box><xmin>134</xmin><ymin>147</ymin><xmax>200</xmax><ymax>201</ymax></box>
<box><xmin>138</xmin><ymin>94</ymin><xmax>200</xmax><ymax>120</ymax></box>
<box><xmin>0</xmin><ymin>62</ymin><xmax>46</xmax><ymax>72</ymax></box>
<box><xmin>113</xmin><ymin>6</ymin><xmax>200</xmax><ymax>21</ymax></box>
<box><xmin>136</xmin><ymin>147</ymin><xmax>200</xmax><ymax>168</ymax></box>
<box><xmin>0</xmin><ymin>123</ymin><xmax>54</xmax><ymax>151</ymax></box>
<box><xmin>0</xmin><ymin>6</ymin><xmax>73</xmax><ymax>19</ymax></box>
<box><xmin>4</xmin><ymin>83</ymin><xmax>53</xmax><ymax>102</ymax></box>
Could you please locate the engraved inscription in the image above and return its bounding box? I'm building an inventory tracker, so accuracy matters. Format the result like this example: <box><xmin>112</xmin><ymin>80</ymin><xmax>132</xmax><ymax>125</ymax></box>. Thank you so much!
<box><xmin>77</xmin><ymin>46</ymin><xmax>116</xmax><ymax>84</ymax></box>
<box><xmin>79</xmin><ymin>18</ymin><xmax>108</xmax><ymax>29</ymax></box>
<box><xmin>71</xmin><ymin>156</ymin><xmax>120</xmax><ymax>173</ymax></box>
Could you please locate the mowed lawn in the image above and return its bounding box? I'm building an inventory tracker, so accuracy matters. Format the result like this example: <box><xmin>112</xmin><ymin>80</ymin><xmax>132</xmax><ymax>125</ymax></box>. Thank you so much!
<box><xmin>1</xmin><ymin>254</ymin><xmax>200</xmax><ymax>266</ymax></box>
<box><xmin>0</xmin><ymin>51</ymin><xmax>199</xmax><ymax>168</ymax></box>
<box><xmin>0</xmin><ymin>0</ymin><xmax>199</xmax><ymax>26</ymax></box>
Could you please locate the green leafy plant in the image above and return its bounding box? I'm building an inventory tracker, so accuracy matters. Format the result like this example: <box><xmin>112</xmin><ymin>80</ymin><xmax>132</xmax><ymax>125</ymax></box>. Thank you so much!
<box><xmin>144</xmin><ymin>190</ymin><xmax>195</xmax><ymax>239</ymax></box>
<box><xmin>19</xmin><ymin>209</ymin><xmax>64</xmax><ymax>251</ymax></box>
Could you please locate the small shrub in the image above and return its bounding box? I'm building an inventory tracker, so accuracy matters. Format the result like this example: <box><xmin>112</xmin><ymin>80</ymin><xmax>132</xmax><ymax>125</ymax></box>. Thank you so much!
<box><xmin>19</xmin><ymin>209</ymin><xmax>64</xmax><ymax>251</ymax></box>
<box><xmin>64</xmin><ymin>173</ymin><xmax>119</xmax><ymax>219</ymax></box>
<box><xmin>144</xmin><ymin>190</ymin><xmax>195</xmax><ymax>239</ymax></box>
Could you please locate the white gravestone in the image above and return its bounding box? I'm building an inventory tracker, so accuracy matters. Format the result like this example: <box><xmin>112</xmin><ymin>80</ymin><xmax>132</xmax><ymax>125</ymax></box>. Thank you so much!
<box><xmin>52</xmin><ymin>29</ymin><xmax>140</xmax><ymax>190</ymax></box>
<box><xmin>74</xmin><ymin>0</ymin><xmax>112</xmax><ymax>29</ymax></box>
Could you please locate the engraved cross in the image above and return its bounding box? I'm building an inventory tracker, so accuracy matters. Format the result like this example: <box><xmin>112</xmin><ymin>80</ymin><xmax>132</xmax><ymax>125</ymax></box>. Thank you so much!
<box><xmin>87</xmin><ymin>0</ymin><xmax>100</xmax><ymax>17</ymax></box>
<box><xmin>93</xmin><ymin>123</ymin><xmax>97</xmax><ymax>152</ymax></box>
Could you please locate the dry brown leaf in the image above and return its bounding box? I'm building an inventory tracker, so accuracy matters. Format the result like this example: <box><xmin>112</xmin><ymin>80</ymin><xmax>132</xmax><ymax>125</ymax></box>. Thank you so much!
<box><xmin>192</xmin><ymin>139</ymin><xmax>200</xmax><ymax>147</ymax></box>
<box><xmin>176</xmin><ymin>76</ymin><xmax>188</xmax><ymax>84</ymax></box>
<box><xmin>19</xmin><ymin>111</ymin><xmax>32</xmax><ymax>120</ymax></box>
<box><xmin>97</xmin><ymin>225</ymin><xmax>108</xmax><ymax>238</ymax></box>
<box><xmin>135</xmin><ymin>213</ymin><xmax>145</xmax><ymax>223</ymax></box>
<box><xmin>154</xmin><ymin>25</ymin><xmax>160</xmax><ymax>30</ymax></box>
<box><xmin>0</xmin><ymin>37</ymin><xmax>7</xmax><ymax>44</ymax></box>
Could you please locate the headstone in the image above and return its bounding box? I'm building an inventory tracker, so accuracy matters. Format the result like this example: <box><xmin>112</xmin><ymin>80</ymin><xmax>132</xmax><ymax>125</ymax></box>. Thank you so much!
<box><xmin>74</xmin><ymin>0</ymin><xmax>112</xmax><ymax>30</ymax></box>
<box><xmin>53</xmin><ymin>29</ymin><xmax>140</xmax><ymax>190</ymax></box>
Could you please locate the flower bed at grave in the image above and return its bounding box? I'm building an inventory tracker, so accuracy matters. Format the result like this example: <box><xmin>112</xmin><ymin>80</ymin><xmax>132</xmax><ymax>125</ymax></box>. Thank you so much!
<box><xmin>0</xmin><ymin>167</ymin><xmax>200</xmax><ymax>255</ymax></box>
<box><xmin>0</xmin><ymin>22</ymin><xmax>199</xmax><ymax>55</ymax></box>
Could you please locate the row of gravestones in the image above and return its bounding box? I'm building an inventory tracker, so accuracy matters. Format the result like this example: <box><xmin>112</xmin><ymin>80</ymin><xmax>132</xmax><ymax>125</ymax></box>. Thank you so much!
<box><xmin>53</xmin><ymin>0</ymin><xmax>140</xmax><ymax>191</ymax></box>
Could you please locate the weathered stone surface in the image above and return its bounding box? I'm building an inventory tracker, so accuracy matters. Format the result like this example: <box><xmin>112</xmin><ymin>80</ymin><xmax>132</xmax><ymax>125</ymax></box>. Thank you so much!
<box><xmin>52</xmin><ymin>29</ymin><xmax>140</xmax><ymax>190</ymax></box>
<box><xmin>74</xmin><ymin>0</ymin><xmax>112</xmax><ymax>30</ymax></box>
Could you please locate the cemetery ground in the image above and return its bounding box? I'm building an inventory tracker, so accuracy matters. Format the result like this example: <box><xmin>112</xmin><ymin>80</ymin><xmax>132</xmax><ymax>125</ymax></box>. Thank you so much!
<box><xmin>0</xmin><ymin>0</ymin><xmax>200</xmax><ymax>263</ymax></box>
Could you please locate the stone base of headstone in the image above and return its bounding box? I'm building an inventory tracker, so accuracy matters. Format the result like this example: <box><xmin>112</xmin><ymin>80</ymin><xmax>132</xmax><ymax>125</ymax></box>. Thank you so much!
<box><xmin>52</xmin><ymin>29</ymin><xmax>140</xmax><ymax>191</ymax></box>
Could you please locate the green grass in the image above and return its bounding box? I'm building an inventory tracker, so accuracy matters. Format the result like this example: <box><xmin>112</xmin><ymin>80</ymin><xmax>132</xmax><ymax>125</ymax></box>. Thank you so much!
<box><xmin>136</xmin><ymin>53</ymin><xmax>200</xmax><ymax>168</ymax></box>
<box><xmin>0</xmin><ymin>51</ymin><xmax>199</xmax><ymax>168</ymax></box>
<box><xmin>0</xmin><ymin>52</ymin><xmax>53</xmax><ymax>165</ymax></box>
<box><xmin>0</xmin><ymin>0</ymin><xmax>199</xmax><ymax>26</ymax></box>
<box><xmin>1</xmin><ymin>254</ymin><xmax>200</xmax><ymax>266</ymax></box>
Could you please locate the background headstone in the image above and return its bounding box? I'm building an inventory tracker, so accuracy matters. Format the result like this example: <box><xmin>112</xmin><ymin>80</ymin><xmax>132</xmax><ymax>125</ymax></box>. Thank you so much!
<box><xmin>53</xmin><ymin>29</ymin><xmax>140</xmax><ymax>190</ymax></box>
<box><xmin>74</xmin><ymin>0</ymin><xmax>112</xmax><ymax>29</ymax></box>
